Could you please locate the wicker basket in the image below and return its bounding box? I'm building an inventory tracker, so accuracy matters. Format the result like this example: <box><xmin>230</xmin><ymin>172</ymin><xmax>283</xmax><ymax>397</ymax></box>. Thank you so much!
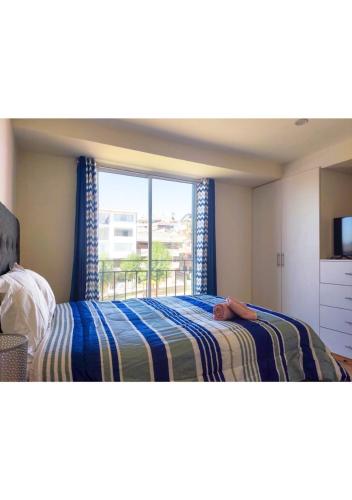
<box><xmin>0</xmin><ymin>334</ymin><xmax>28</xmax><ymax>382</ymax></box>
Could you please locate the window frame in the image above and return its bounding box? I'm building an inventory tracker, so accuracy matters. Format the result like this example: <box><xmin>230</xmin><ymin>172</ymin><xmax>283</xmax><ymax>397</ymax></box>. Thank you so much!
<box><xmin>97</xmin><ymin>165</ymin><xmax>197</xmax><ymax>297</ymax></box>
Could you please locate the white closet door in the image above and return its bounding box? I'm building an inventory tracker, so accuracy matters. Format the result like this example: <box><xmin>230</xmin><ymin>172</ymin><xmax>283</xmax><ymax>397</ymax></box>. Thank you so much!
<box><xmin>281</xmin><ymin>168</ymin><xmax>320</xmax><ymax>333</ymax></box>
<box><xmin>252</xmin><ymin>181</ymin><xmax>282</xmax><ymax>310</ymax></box>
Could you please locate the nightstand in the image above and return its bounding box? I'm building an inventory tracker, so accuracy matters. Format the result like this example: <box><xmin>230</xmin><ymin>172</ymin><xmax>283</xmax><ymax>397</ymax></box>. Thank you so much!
<box><xmin>0</xmin><ymin>334</ymin><xmax>28</xmax><ymax>381</ymax></box>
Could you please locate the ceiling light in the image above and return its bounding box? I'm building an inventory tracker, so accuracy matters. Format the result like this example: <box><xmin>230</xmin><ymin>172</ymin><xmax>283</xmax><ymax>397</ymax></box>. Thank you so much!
<box><xmin>294</xmin><ymin>118</ymin><xmax>309</xmax><ymax>126</ymax></box>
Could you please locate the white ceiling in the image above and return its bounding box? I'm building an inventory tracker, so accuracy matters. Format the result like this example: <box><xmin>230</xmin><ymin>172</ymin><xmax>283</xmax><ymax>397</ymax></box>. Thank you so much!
<box><xmin>13</xmin><ymin>119</ymin><xmax>282</xmax><ymax>187</ymax></box>
<box><xmin>113</xmin><ymin>118</ymin><xmax>352</xmax><ymax>164</ymax></box>
<box><xmin>14</xmin><ymin>118</ymin><xmax>352</xmax><ymax>187</ymax></box>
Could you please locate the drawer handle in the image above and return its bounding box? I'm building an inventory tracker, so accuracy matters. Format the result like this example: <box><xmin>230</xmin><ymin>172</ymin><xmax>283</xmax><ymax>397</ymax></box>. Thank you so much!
<box><xmin>345</xmin><ymin>345</ymin><xmax>352</xmax><ymax>351</ymax></box>
<box><xmin>345</xmin><ymin>272</ymin><xmax>352</xmax><ymax>276</ymax></box>
<box><xmin>345</xmin><ymin>297</ymin><xmax>352</xmax><ymax>300</ymax></box>
<box><xmin>346</xmin><ymin>321</ymin><xmax>352</xmax><ymax>325</ymax></box>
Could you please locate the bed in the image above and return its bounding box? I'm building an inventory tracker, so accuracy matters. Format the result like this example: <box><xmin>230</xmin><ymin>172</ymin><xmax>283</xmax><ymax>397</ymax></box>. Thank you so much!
<box><xmin>0</xmin><ymin>202</ymin><xmax>350</xmax><ymax>382</ymax></box>
<box><xmin>31</xmin><ymin>295</ymin><xmax>350</xmax><ymax>381</ymax></box>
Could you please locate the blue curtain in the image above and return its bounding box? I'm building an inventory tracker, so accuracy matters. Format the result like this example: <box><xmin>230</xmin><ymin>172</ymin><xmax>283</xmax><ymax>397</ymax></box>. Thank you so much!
<box><xmin>70</xmin><ymin>156</ymin><xmax>99</xmax><ymax>301</ymax></box>
<box><xmin>195</xmin><ymin>178</ymin><xmax>217</xmax><ymax>295</ymax></box>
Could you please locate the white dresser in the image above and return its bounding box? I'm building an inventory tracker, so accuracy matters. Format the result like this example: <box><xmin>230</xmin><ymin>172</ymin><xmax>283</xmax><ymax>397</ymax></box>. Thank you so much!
<box><xmin>320</xmin><ymin>260</ymin><xmax>352</xmax><ymax>358</ymax></box>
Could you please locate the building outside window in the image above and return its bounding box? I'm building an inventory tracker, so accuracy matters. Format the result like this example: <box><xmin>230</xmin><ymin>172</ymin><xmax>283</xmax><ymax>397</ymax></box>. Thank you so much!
<box><xmin>113</xmin><ymin>213</ymin><xmax>134</xmax><ymax>222</ymax></box>
<box><xmin>99</xmin><ymin>227</ymin><xmax>109</xmax><ymax>240</ymax></box>
<box><xmin>98</xmin><ymin>209</ymin><xmax>137</xmax><ymax>258</ymax></box>
<box><xmin>114</xmin><ymin>228</ymin><xmax>133</xmax><ymax>237</ymax></box>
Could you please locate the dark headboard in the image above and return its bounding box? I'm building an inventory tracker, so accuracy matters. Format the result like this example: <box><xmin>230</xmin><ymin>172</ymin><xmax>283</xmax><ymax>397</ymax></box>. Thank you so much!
<box><xmin>0</xmin><ymin>202</ymin><xmax>20</xmax><ymax>276</ymax></box>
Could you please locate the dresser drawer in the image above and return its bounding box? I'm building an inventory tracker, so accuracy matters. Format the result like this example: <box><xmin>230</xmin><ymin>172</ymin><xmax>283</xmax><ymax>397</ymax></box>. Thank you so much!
<box><xmin>320</xmin><ymin>327</ymin><xmax>352</xmax><ymax>358</ymax></box>
<box><xmin>320</xmin><ymin>305</ymin><xmax>352</xmax><ymax>335</ymax></box>
<box><xmin>320</xmin><ymin>283</ymin><xmax>352</xmax><ymax>310</ymax></box>
<box><xmin>320</xmin><ymin>260</ymin><xmax>352</xmax><ymax>285</ymax></box>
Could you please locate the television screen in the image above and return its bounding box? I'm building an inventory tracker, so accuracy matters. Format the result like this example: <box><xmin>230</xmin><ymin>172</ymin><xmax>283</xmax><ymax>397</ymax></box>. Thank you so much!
<box><xmin>334</xmin><ymin>216</ymin><xmax>352</xmax><ymax>256</ymax></box>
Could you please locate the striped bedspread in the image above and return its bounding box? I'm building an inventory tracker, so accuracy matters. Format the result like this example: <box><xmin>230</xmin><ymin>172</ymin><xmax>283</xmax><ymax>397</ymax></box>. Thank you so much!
<box><xmin>32</xmin><ymin>295</ymin><xmax>350</xmax><ymax>382</ymax></box>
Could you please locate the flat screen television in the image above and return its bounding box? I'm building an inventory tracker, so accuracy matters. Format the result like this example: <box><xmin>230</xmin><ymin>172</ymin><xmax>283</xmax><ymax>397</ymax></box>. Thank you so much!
<box><xmin>334</xmin><ymin>216</ymin><xmax>352</xmax><ymax>257</ymax></box>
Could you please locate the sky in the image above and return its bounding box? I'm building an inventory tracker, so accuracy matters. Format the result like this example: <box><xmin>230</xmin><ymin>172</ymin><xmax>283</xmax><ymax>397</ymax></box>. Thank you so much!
<box><xmin>99</xmin><ymin>171</ymin><xmax>193</xmax><ymax>220</ymax></box>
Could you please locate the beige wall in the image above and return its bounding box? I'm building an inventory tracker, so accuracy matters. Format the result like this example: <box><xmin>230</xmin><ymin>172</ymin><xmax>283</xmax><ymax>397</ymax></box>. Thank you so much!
<box><xmin>284</xmin><ymin>134</ymin><xmax>352</xmax><ymax>177</ymax></box>
<box><xmin>16</xmin><ymin>151</ymin><xmax>252</xmax><ymax>303</ymax></box>
<box><xmin>0</xmin><ymin>119</ymin><xmax>15</xmax><ymax>210</ymax></box>
<box><xmin>16</xmin><ymin>151</ymin><xmax>76</xmax><ymax>303</ymax></box>
<box><xmin>215</xmin><ymin>181</ymin><xmax>252</xmax><ymax>302</ymax></box>
<box><xmin>285</xmin><ymin>144</ymin><xmax>352</xmax><ymax>260</ymax></box>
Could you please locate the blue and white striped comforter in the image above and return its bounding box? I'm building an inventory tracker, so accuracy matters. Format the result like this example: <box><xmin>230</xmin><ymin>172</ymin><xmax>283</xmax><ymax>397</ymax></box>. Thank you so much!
<box><xmin>32</xmin><ymin>295</ymin><xmax>350</xmax><ymax>381</ymax></box>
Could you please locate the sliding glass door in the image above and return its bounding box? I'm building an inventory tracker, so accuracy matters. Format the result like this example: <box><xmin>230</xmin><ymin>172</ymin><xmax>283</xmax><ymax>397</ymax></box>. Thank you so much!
<box><xmin>98</xmin><ymin>171</ymin><xmax>149</xmax><ymax>300</ymax></box>
<box><xmin>151</xmin><ymin>178</ymin><xmax>193</xmax><ymax>298</ymax></box>
<box><xmin>98</xmin><ymin>169</ymin><xmax>194</xmax><ymax>300</ymax></box>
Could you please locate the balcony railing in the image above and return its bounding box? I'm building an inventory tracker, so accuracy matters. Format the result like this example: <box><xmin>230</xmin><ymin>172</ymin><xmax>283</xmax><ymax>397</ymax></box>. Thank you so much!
<box><xmin>99</xmin><ymin>259</ymin><xmax>193</xmax><ymax>301</ymax></box>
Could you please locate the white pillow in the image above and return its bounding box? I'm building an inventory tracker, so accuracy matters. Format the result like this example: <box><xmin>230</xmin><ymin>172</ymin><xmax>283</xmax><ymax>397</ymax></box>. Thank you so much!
<box><xmin>0</xmin><ymin>270</ymin><xmax>51</xmax><ymax>356</ymax></box>
<box><xmin>11</xmin><ymin>264</ymin><xmax>56</xmax><ymax>319</ymax></box>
